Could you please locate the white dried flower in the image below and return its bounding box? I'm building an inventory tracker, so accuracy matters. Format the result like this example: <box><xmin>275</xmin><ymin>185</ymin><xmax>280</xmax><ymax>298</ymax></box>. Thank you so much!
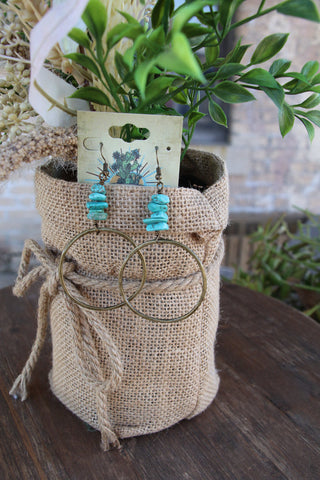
<box><xmin>0</xmin><ymin>2</ymin><xmax>43</xmax><ymax>142</ymax></box>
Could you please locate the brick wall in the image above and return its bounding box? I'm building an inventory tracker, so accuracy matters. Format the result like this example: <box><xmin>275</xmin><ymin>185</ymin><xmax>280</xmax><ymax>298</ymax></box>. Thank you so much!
<box><xmin>193</xmin><ymin>1</ymin><xmax>320</xmax><ymax>214</ymax></box>
<box><xmin>0</xmin><ymin>166</ymin><xmax>41</xmax><ymax>285</ymax></box>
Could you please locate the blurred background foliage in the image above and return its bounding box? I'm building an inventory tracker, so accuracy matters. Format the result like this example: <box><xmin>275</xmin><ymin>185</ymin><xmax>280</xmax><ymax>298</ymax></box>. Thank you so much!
<box><xmin>226</xmin><ymin>209</ymin><xmax>320</xmax><ymax>322</ymax></box>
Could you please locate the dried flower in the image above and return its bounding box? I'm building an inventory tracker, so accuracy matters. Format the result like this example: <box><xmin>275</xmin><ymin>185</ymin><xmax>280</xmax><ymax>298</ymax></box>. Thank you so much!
<box><xmin>0</xmin><ymin>125</ymin><xmax>77</xmax><ymax>181</ymax></box>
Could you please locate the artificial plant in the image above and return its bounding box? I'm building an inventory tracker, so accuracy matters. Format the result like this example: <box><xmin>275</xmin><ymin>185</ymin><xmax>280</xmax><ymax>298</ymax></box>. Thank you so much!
<box><xmin>67</xmin><ymin>0</ymin><xmax>320</xmax><ymax>157</ymax></box>
<box><xmin>1</xmin><ymin>0</ymin><xmax>320</xmax><ymax>160</ymax></box>
<box><xmin>229</xmin><ymin>209</ymin><xmax>320</xmax><ymax>322</ymax></box>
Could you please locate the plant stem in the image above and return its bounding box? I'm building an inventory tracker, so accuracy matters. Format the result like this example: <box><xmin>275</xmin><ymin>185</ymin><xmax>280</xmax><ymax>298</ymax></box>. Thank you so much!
<box><xmin>230</xmin><ymin>2</ymin><xmax>288</xmax><ymax>30</ymax></box>
<box><xmin>96</xmin><ymin>42</ymin><xmax>124</xmax><ymax>112</ymax></box>
<box><xmin>0</xmin><ymin>54</ymin><xmax>30</xmax><ymax>64</ymax></box>
<box><xmin>181</xmin><ymin>121</ymin><xmax>196</xmax><ymax>161</ymax></box>
<box><xmin>34</xmin><ymin>80</ymin><xmax>77</xmax><ymax>116</ymax></box>
<box><xmin>210</xmin><ymin>6</ymin><xmax>221</xmax><ymax>42</ymax></box>
<box><xmin>257</xmin><ymin>0</ymin><xmax>267</xmax><ymax>14</ymax></box>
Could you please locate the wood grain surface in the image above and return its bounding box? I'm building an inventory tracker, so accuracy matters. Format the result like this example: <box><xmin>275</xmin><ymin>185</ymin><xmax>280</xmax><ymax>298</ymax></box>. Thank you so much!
<box><xmin>0</xmin><ymin>284</ymin><xmax>319</xmax><ymax>480</ymax></box>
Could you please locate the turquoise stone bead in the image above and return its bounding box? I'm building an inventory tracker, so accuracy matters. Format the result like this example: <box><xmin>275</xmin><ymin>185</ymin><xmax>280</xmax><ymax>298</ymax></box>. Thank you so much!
<box><xmin>148</xmin><ymin>202</ymin><xmax>168</xmax><ymax>213</ymax></box>
<box><xmin>143</xmin><ymin>218</ymin><xmax>159</xmax><ymax>225</ymax></box>
<box><xmin>86</xmin><ymin>201</ymin><xmax>108</xmax><ymax>210</ymax></box>
<box><xmin>87</xmin><ymin>211</ymin><xmax>108</xmax><ymax>220</ymax></box>
<box><xmin>146</xmin><ymin>222</ymin><xmax>169</xmax><ymax>232</ymax></box>
<box><xmin>89</xmin><ymin>193</ymin><xmax>106</xmax><ymax>201</ymax></box>
<box><xmin>143</xmin><ymin>212</ymin><xmax>168</xmax><ymax>225</ymax></box>
<box><xmin>151</xmin><ymin>212</ymin><xmax>168</xmax><ymax>221</ymax></box>
<box><xmin>151</xmin><ymin>194</ymin><xmax>170</xmax><ymax>205</ymax></box>
<box><xmin>91</xmin><ymin>184</ymin><xmax>106</xmax><ymax>193</ymax></box>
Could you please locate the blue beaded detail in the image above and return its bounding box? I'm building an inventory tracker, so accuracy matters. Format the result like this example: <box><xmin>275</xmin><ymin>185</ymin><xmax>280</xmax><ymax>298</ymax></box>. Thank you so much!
<box><xmin>86</xmin><ymin>201</ymin><xmax>109</xmax><ymax>210</ymax></box>
<box><xmin>151</xmin><ymin>194</ymin><xmax>170</xmax><ymax>205</ymax></box>
<box><xmin>91</xmin><ymin>184</ymin><xmax>106</xmax><ymax>193</ymax></box>
<box><xmin>144</xmin><ymin>194</ymin><xmax>170</xmax><ymax>231</ymax></box>
<box><xmin>146</xmin><ymin>222</ymin><xmax>169</xmax><ymax>232</ymax></box>
<box><xmin>147</xmin><ymin>202</ymin><xmax>168</xmax><ymax>213</ymax></box>
<box><xmin>87</xmin><ymin>183</ymin><xmax>108</xmax><ymax>220</ymax></box>
<box><xmin>89</xmin><ymin>192</ymin><xmax>106</xmax><ymax>201</ymax></box>
<box><xmin>87</xmin><ymin>211</ymin><xmax>108</xmax><ymax>221</ymax></box>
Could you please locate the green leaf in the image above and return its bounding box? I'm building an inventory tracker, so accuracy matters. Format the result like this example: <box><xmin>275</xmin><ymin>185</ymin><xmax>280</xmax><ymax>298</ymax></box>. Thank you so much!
<box><xmin>301</xmin><ymin>61</ymin><xmax>320</xmax><ymax>81</ymax></box>
<box><xmin>205</xmin><ymin>45</ymin><xmax>220</xmax><ymax>65</ymax></box>
<box><xmin>240</xmin><ymin>68</ymin><xmax>278</xmax><ymax>88</ymax></box>
<box><xmin>182</xmin><ymin>23</ymin><xmax>212</xmax><ymax>38</ymax></box>
<box><xmin>69</xmin><ymin>86</ymin><xmax>111</xmax><ymax>106</ymax></box>
<box><xmin>107</xmin><ymin>24</ymin><xmax>143</xmax><ymax>50</ymax></box>
<box><xmin>208</xmin><ymin>99</ymin><xmax>228</xmax><ymax>127</ymax></box>
<box><xmin>82</xmin><ymin>0</ymin><xmax>107</xmax><ymax>40</ymax></box>
<box><xmin>68</xmin><ymin>28</ymin><xmax>90</xmax><ymax>49</ymax></box>
<box><xmin>65</xmin><ymin>53</ymin><xmax>101</xmax><ymax>78</ymax></box>
<box><xmin>172</xmin><ymin>0</ymin><xmax>212</xmax><ymax>32</ymax></box>
<box><xmin>123</xmin><ymin>34</ymin><xmax>146</xmax><ymax>69</ymax></box>
<box><xmin>295</xmin><ymin>109</ymin><xmax>320</xmax><ymax>127</ymax></box>
<box><xmin>149</xmin><ymin>25</ymin><xmax>166</xmax><ymax>48</ymax></box>
<box><xmin>189</xmin><ymin>32</ymin><xmax>213</xmax><ymax>50</ymax></box>
<box><xmin>213</xmin><ymin>81</ymin><xmax>256</xmax><ymax>103</ymax></box>
<box><xmin>251</xmin><ymin>33</ymin><xmax>289</xmax><ymax>65</ymax></box>
<box><xmin>219</xmin><ymin>0</ymin><xmax>244</xmax><ymax>33</ymax></box>
<box><xmin>118</xmin><ymin>11</ymin><xmax>140</xmax><ymax>25</ymax></box>
<box><xmin>114</xmin><ymin>51</ymin><xmax>129</xmax><ymax>81</ymax></box>
<box><xmin>144</xmin><ymin>76</ymin><xmax>174</xmax><ymax>103</ymax></box>
<box><xmin>188</xmin><ymin>111</ymin><xmax>206</xmax><ymax>128</ymax></box>
<box><xmin>171</xmin><ymin>89</ymin><xmax>188</xmax><ymax>105</ymax></box>
<box><xmin>215</xmin><ymin>63</ymin><xmax>245</xmax><ymax>80</ymax></box>
<box><xmin>311</xmin><ymin>73</ymin><xmax>320</xmax><ymax>85</ymax></box>
<box><xmin>279</xmin><ymin>102</ymin><xmax>294</xmax><ymax>136</ymax></box>
<box><xmin>269</xmin><ymin>59</ymin><xmax>291</xmax><ymax>77</ymax></box>
<box><xmin>282</xmin><ymin>72</ymin><xmax>311</xmax><ymax>85</ymax></box>
<box><xmin>156</xmin><ymin>32</ymin><xmax>205</xmax><ymax>83</ymax></box>
<box><xmin>295</xmin><ymin>93</ymin><xmax>320</xmax><ymax>109</ymax></box>
<box><xmin>296</xmin><ymin>116</ymin><xmax>315</xmax><ymax>141</ymax></box>
<box><xmin>134</xmin><ymin>60</ymin><xmax>157</xmax><ymax>97</ymax></box>
<box><xmin>277</xmin><ymin>0</ymin><xmax>320</xmax><ymax>22</ymax></box>
<box><xmin>109</xmin><ymin>73</ymin><xmax>126</xmax><ymax>94</ymax></box>
<box><xmin>151</xmin><ymin>0</ymin><xmax>174</xmax><ymax>32</ymax></box>
<box><xmin>261</xmin><ymin>85</ymin><xmax>285</xmax><ymax>108</ymax></box>
<box><xmin>226</xmin><ymin>40</ymin><xmax>251</xmax><ymax>64</ymax></box>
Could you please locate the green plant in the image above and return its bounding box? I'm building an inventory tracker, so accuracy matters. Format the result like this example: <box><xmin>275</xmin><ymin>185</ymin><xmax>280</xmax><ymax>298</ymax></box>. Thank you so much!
<box><xmin>67</xmin><ymin>0</ymin><xmax>320</xmax><ymax>158</ymax></box>
<box><xmin>111</xmin><ymin>148</ymin><xmax>145</xmax><ymax>184</ymax></box>
<box><xmin>229</xmin><ymin>209</ymin><xmax>320</xmax><ymax>321</ymax></box>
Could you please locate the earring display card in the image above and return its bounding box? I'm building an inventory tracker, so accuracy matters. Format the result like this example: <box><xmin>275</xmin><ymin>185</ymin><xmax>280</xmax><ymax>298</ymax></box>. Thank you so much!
<box><xmin>77</xmin><ymin>111</ymin><xmax>183</xmax><ymax>187</ymax></box>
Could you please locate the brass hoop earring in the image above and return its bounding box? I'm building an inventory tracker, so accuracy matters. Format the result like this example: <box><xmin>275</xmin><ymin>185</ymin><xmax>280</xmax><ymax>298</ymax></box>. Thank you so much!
<box><xmin>118</xmin><ymin>238</ymin><xmax>207</xmax><ymax>323</ymax></box>
<box><xmin>59</xmin><ymin>227</ymin><xmax>147</xmax><ymax>311</ymax></box>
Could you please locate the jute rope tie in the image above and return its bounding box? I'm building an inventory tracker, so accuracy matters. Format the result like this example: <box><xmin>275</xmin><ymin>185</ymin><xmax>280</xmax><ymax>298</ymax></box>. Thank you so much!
<box><xmin>9</xmin><ymin>239</ymin><xmax>123</xmax><ymax>450</ymax></box>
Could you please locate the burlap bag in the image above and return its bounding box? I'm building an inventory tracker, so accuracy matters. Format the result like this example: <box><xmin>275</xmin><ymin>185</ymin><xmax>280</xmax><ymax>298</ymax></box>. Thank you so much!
<box><xmin>10</xmin><ymin>149</ymin><xmax>228</xmax><ymax>450</ymax></box>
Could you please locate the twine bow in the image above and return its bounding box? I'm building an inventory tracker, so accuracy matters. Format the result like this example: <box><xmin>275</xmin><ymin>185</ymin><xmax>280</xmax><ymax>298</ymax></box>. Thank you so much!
<box><xmin>9</xmin><ymin>239</ymin><xmax>123</xmax><ymax>451</ymax></box>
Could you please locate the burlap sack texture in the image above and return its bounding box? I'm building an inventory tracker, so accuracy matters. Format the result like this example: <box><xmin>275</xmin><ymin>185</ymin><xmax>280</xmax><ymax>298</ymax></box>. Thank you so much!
<box><xmin>13</xmin><ymin>149</ymin><xmax>229</xmax><ymax>449</ymax></box>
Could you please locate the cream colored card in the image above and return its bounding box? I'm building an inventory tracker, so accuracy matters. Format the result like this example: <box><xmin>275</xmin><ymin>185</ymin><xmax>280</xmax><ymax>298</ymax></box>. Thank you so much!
<box><xmin>77</xmin><ymin>111</ymin><xmax>183</xmax><ymax>187</ymax></box>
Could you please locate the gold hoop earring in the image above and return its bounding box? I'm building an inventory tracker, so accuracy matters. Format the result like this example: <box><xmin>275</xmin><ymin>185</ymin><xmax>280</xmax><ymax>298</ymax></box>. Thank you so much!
<box><xmin>59</xmin><ymin>144</ymin><xmax>146</xmax><ymax>311</ymax></box>
<box><xmin>118</xmin><ymin>238</ymin><xmax>207</xmax><ymax>323</ymax></box>
<box><xmin>118</xmin><ymin>146</ymin><xmax>207</xmax><ymax>323</ymax></box>
<box><xmin>59</xmin><ymin>227</ymin><xmax>147</xmax><ymax>311</ymax></box>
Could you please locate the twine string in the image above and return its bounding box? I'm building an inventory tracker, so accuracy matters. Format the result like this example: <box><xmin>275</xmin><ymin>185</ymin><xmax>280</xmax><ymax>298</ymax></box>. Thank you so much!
<box><xmin>9</xmin><ymin>239</ymin><xmax>122</xmax><ymax>451</ymax></box>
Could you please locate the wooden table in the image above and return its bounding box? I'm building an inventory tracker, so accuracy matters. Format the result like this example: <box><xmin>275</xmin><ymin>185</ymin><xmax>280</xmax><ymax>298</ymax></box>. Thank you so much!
<box><xmin>0</xmin><ymin>284</ymin><xmax>319</xmax><ymax>480</ymax></box>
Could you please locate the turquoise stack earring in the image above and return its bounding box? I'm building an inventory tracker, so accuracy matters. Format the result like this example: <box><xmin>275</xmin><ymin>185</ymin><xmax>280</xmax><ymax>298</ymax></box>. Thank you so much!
<box><xmin>86</xmin><ymin>142</ymin><xmax>109</xmax><ymax>221</ymax></box>
<box><xmin>143</xmin><ymin>146</ymin><xmax>169</xmax><ymax>232</ymax></box>
<box><xmin>87</xmin><ymin>183</ymin><xmax>108</xmax><ymax>220</ymax></box>
<box><xmin>143</xmin><ymin>193</ymin><xmax>170</xmax><ymax>231</ymax></box>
